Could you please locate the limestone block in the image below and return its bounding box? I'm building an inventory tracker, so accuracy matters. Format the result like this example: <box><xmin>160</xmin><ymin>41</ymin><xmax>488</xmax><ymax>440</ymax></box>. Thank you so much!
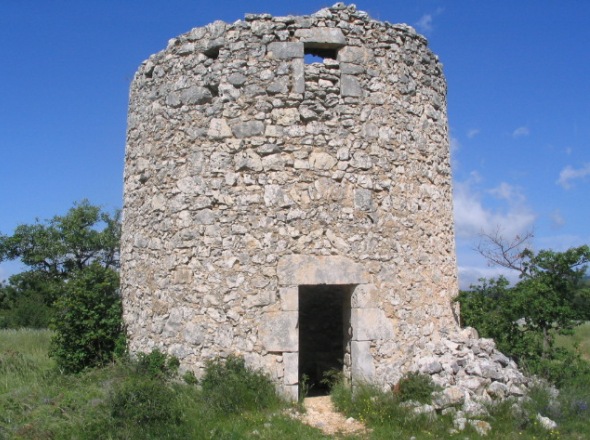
<box><xmin>351</xmin><ymin>340</ymin><xmax>375</xmax><ymax>382</ymax></box>
<box><xmin>280</xmin><ymin>384</ymin><xmax>299</xmax><ymax>402</ymax></box>
<box><xmin>280</xmin><ymin>287</ymin><xmax>298</xmax><ymax>311</ymax></box>
<box><xmin>341</xmin><ymin>75</ymin><xmax>363</xmax><ymax>97</ymax></box>
<box><xmin>231</xmin><ymin>121</ymin><xmax>265</xmax><ymax>138</ymax></box>
<box><xmin>277</xmin><ymin>255</ymin><xmax>369</xmax><ymax>285</ymax></box>
<box><xmin>259</xmin><ymin>311</ymin><xmax>298</xmax><ymax>351</ymax></box>
<box><xmin>354</xmin><ymin>188</ymin><xmax>374</xmax><ymax>211</ymax></box>
<box><xmin>338</xmin><ymin>46</ymin><xmax>373</xmax><ymax>64</ymax></box>
<box><xmin>180</xmin><ymin>86</ymin><xmax>212</xmax><ymax>105</ymax></box>
<box><xmin>295</xmin><ymin>28</ymin><xmax>346</xmax><ymax>46</ymax></box>
<box><xmin>351</xmin><ymin>284</ymin><xmax>377</xmax><ymax>308</ymax></box>
<box><xmin>264</xmin><ymin>185</ymin><xmax>294</xmax><ymax>208</ymax></box>
<box><xmin>267</xmin><ymin>42</ymin><xmax>304</xmax><ymax>59</ymax></box>
<box><xmin>309</xmin><ymin>151</ymin><xmax>337</xmax><ymax>170</ymax></box>
<box><xmin>292</xmin><ymin>58</ymin><xmax>305</xmax><ymax>93</ymax></box>
<box><xmin>271</xmin><ymin>108</ymin><xmax>300</xmax><ymax>126</ymax></box>
<box><xmin>351</xmin><ymin>308</ymin><xmax>394</xmax><ymax>341</ymax></box>
<box><xmin>234</xmin><ymin>150</ymin><xmax>263</xmax><ymax>171</ymax></box>
<box><xmin>283</xmin><ymin>352</ymin><xmax>298</xmax><ymax>385</ymax></box>
<box><xmin>207</xmin><ymin>118</ymin><xmax>232</xmax><ymax>139</ymax></box>
<box><xmin>227</xmin><ymin>72</ymin><xmax>247</xmax><ymax>87</ymax></box>
<box><xmin>183</xmin><ymin>322</ymin><xmax>205</xmax><ymax>345</ymax></box>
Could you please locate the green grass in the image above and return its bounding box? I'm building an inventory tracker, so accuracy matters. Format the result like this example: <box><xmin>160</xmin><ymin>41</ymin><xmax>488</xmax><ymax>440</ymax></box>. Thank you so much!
<box><xmin>555</xmin><ymin>322</ymin><xmax>590</xmax><ymax>361</ymax></box>
<box><xmin>0</xmin><ymin>329</ymin><xmax>329</xmax><ymax>439</ymax></box>
<box><xmin>2</xmin><ymin>329</ymin><xmax>590</xmax><ymax>439</ymax></box>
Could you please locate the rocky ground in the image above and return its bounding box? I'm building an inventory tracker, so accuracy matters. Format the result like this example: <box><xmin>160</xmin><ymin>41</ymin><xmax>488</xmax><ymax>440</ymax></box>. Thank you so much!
<box><xmin>290</xmin><ymin>395</ymin><xmax>368</xmax><ymax>437</ymax></box>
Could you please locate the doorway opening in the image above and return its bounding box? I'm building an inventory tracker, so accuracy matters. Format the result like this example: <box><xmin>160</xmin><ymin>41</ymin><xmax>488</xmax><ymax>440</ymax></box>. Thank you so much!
<box><xmin>298</xmin><ymin>284</ymin><xmax>353</xmax><ymax>396</ymax></box>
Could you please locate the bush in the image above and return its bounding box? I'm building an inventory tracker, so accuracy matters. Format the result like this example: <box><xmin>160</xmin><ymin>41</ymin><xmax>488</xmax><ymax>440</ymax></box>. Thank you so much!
<box><xmin>110</xmin><ymin>376</ymin><xmax>181</xmax><ymax>426</ymax></box>
<box><xmin>0</xmin><ymin>292</ymin><xmax>53</xmax><ymax>329</ymax></box>
<box><xmin>50</xmin><ymin>263</ymin><xmax>125</xmax><ymax>373</ymax></box>
<box><xmin>135</xmin><ymin>348</ymin><xmax>179</xmax><ymax>379</ymax></box>
<box><xmin>394</xmin><ymin>371</ymin><xmax>440</xmax><ymax>403</ymax></box>
<box><xmin>201</xmin><ymin>355</ymin><xmax>280</xmax><ymax>414</ymax></box>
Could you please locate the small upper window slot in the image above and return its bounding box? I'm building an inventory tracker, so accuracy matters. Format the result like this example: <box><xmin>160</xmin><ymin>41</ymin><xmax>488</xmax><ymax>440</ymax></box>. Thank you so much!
<box><xmin>204</xmin><ymin>46</ymin><xmax>221</xmax><ymax>59</ymax></box>
<box><xmin>304</xmin><ymin>47</ymin><xmax>338</xmax><ymax>64</ymax></box>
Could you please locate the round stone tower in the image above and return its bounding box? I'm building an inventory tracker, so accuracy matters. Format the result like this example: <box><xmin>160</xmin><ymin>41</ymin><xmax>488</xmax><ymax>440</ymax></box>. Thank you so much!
<box><xmin>121</xmin><ymin>3</ymin><xmax>458</xmax><ymax>399</ymax></box>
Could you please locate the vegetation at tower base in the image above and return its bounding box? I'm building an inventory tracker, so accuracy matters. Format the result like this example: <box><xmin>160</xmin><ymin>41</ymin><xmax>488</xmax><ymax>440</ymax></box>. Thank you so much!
<box><xmin>456</xmin><ymin>243</ymin><xmax>590</xmax><ymax>387</ymax></box>
<box><xmin>0</xmin><ymin>200</ymin><xmax>125</xmax><ymax>372</ymax></box>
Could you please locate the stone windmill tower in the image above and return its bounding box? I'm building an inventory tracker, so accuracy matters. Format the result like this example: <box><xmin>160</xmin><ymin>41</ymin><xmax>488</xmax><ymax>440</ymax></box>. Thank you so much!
<box><xmin>121</xmin><ymin>3</ymin><xmax>461</xmax><ymax>400</ymax></box>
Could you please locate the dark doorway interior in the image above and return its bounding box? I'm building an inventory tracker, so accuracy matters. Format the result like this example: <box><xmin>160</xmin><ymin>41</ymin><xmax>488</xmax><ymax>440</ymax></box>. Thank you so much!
<box><xmin>298</xmin><ymin>284</ymin><xmax>351</xmax><ymax>396</ymax></box>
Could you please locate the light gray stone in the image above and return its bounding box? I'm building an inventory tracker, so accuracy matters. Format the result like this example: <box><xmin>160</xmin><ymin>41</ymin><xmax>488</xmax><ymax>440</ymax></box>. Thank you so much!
<box><xmin>180</xmin><ymin>86</ymin><xmax>212</xmax><ymax>105</ymax></box>
<box><xmin>259</xmin><ymin>311</ymin><xmax>298</xmax><ymax>351</ymax></box>
<box><xmin>121</xmin><ymin>3</ymin><xmax>530</xmax><ymax>407</ymax></box>
<box><xmin>268</xmin><ymin>42</ymin><xmax>304</xmax><ymax>59</ymax></box>
<box><xmin>276</xmin><ymin>255</ymin><xmax>369</xmax><ymax>285</ymax></box>
<box><xmin>295</xmin><ymin>28</ymin><xmax>346</xmax><ymax>46</ymax></box>
<box><xmin>231</xmin><ymin>121</ymin><xmax>265</xmax><ymax>138</ymax></box>
<box><xmin>351</xmin><ymin>308</ymin><xmax>394</xmax><ymax>340</ymax></box>
<box><xmin>341</xmin><ymin>75</ymin><xmax>363</xmax><ymax>97</ymax></box>
<box><xmin>351</xmin><ymin>341</ymin><xmax>375</xmax><ymax>382</ymax></box>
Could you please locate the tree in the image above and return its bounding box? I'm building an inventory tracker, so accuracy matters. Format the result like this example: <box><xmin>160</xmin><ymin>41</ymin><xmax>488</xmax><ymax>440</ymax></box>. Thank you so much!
<box><xmin>51</xmin><ymin>262</ymin><xmax>124</xmax><ymax>372</ymax></box>
<box><xmin>0</xmin><ymin>199</ymin><xmax>120</xmax><ymax>278</ymax></box>
<box><xmin>0</xmin><ymin>200</ymin><xmax>125</xmax><ymax>371</ymax></box>
<box><xmin>457</xmin><ymin>232</ymin><xmax>590</xmax><ymax>365</ymax></box>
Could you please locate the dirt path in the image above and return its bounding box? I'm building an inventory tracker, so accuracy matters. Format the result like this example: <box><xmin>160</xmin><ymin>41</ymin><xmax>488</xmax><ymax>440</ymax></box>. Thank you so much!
<box><xmin>296</xmin><ymin>395</ymin><xmax>368</xmax><ymax>437</ymax></box>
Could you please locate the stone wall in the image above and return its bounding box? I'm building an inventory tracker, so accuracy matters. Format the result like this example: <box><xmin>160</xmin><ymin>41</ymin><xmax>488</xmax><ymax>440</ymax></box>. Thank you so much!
<box><xmin>121</xmin><ymin>3</ymin><xmax>462</xmax><ymax>400</ymax></box>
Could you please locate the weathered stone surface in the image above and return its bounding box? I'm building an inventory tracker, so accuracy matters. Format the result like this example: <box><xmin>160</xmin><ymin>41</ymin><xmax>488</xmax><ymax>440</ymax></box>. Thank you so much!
<box><xmin>295</xmin><ymin>28</ymin><xmax>346</xmax><ymax>46</ymax></box>
<box><xmin>259</xmin><ymin>311</ymin><xmax>298</xmax><ymax>351</ymax></box>
<box><xmin>350</xmin><ymin>308</ymin><xmax>394</xmax><ymax>341</ymax></box>
<box><xmin>231</xmin><ymin>121</ymin><xmax>265</xmax><ymax>138</ymax></box>
<box><xmin>351</xmin><ymin>341</ymin><xmax>375</xmax><ymax>382</ymax></box>
<box><xmin>276</xmin><ymin>255</ymin><xmax>369</xmax><ymax>285</ymax></box>
<box><xmin>121</xmin><ymin>3</ymin><xmax>529</xmax><ymax>404</ymax></box>
<box><xmin>268</xmin><ymin>42</ymin><xmax>303</xmax><ymax>59</ymax></box>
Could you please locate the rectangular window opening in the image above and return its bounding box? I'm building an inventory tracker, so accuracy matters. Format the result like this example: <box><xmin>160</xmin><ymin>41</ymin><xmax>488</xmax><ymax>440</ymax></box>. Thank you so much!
<box><xmin>304</xmin><ymin>47</ymin><xmax>338</xmax><ymax>64</ymax></box>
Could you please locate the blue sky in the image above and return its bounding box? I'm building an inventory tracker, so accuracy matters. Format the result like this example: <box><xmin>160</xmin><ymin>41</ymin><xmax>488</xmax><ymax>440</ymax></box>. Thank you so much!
<box><xmin>1</xmin><ymin>1</ymin><xmax>589</xmax><ymax>288</ymax></box>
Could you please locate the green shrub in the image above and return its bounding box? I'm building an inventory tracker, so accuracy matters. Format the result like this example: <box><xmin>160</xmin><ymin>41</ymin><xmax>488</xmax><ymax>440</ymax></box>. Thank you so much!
<box><xmin>201</xmin><ymin>355</ymin><xmax>280</xmax><ymax>414</ymax></box>
<box><xmin>395</xmin><ymin>371</ymin><xmax>440</xmax><ymax>403</ymax></box>
<box><xmin>50</xmin><ymin>263</ymin><xmax>125</xmax><ymax>373</ymax></box>
<box><xmin>182</xmin><ymin>370</ymin><xmax>198</xmax><ymax>385</ymax></box>
<box><xmin>135</xmin><ymin>348</ymin><xmax>179</xmax><ymax>379</ymax></box>
<box><xmin>110</xmin><ymin>376</ymin><xmax>181</xmax><ymax>426</ymax></box>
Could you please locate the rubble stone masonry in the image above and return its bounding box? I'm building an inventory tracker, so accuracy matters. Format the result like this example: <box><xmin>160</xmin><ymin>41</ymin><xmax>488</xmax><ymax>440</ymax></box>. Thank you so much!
<box><xmin>122</xmin><ymin>3</ymin><xmax>528</xmax><ymax>402</ymax></box>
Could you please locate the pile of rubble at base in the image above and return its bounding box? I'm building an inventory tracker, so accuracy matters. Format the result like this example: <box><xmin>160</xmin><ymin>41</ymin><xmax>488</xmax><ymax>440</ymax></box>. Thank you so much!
<box><xmin>413</xmin><ymin>327</ymin><xmax>530</xmax><ymax>405</ymax></box>
<box><xmin>399</xmin><ymin>327</ymin><xmax>559</xmax><ymax>434</ymax></box>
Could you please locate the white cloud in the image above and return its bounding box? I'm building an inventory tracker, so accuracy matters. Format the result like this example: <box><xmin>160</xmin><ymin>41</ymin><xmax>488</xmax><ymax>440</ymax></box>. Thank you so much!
<box><xmin>550</xmin><ymin>210</ymin><xmax>565</xmax><ymax>229</ymax></box>
<box><xmin>415</xmin><ymin>14</ymin><xmax>433</xmax><ymax>33</ymax></box>
<box><xmin>457</xmin><ymin>265</ymin><xmax>520</xmax><ymax>290</ymax></box>
<box><xmin>467</xmin><ymin>128</ymin><xmax>480</xmax><ymax>139</ymax></box>
<box><xmin>556</xmin><ymin>163</ymin><xmax>590</xmax><ymax>189</ymax></box>
<box><xmin>453</xmin><ymin>175</ymin><xmax>535</xmax><ymax>240</ymax></box>
<box><xmin>415</xmin><ymin>8</ymin><xmax>444</xmax><ymax>34</ymax></box>
<box><xmin>489</xmin><ymin>182</ymin><xmax>525</xmax><ymax>203</ymax></box>
<box><xmin>512</xmin><ymin>126</ymin><xmax>530</xmax><ymax>138</ymax></box>
<box><xmin>450</xmin><ymin>136</ymin><xmax>460</xmax><ymax>154</ymax></box>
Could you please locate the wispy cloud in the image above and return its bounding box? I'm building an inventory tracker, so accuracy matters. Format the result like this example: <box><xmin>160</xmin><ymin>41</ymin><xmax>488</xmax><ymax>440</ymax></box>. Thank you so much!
<box><xmin>556</xmin><ymin>163</ymin><xmax>590</xmax><ymax>189</ymax></box>
<box><xmin>457</xmin><ymin>265</ymin><xmax>520</xmax><ymax>290</ymax></box>
<box><xmin>415</xmin><ymin>8</ymin><xmax>444</xmax><ymax>34</ymax></box>
<box><xmin>450</xmin><ymin>136</ymin><xmax>460</xmax><ymax>154</ymax></box>
<box><xmin>453</xmin><ymin>175</ymin><xmax>535</xmax><ymax>239</ymax></box>
<box><xmin>489</xmin><ymin>182</ymin><xmax>525</xmax><ymax>203</ymax></box>
<box><xmin>512</xmin><ymin>126</ymin><xmax>530</xmax><ymax>138</ymax></box>
<box><xmin>467</xmin><ymin>128</ymin><xmax>480</xmax><ymax>139</ymax></box>
<box><xmin>550</xmin><ymin>210</ymin><xmax>565</xmax><ymax>229</ymax></box>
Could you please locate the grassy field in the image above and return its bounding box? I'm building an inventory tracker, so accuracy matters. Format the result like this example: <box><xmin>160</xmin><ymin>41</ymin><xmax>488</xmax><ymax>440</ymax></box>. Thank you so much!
<box><xmin>555</xmin><ymin>322</ymin><xmax>590</xmax><ymax>361</ymax></box>
<box><xmin>1</xmin><ymin>328</ymin><xmax>589</xmax><ymax>439</ymax></box>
